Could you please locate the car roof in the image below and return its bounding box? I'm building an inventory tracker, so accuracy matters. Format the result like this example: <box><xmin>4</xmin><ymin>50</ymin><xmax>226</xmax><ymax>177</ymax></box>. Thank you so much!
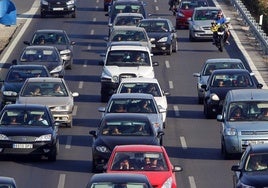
<box><xmin>35</xmin><ymin>29</ymin><xmax>65</xmax><ymax>34</ymax></box>
<box><xmin>89</xmin><ymin>173</ymin><xmax>150</xmax><ymax>183</ymax></box>
<box><xmin>113</xmin><ymin>0</ymin><xmax>144</xmax><ymax>4</ymax></box>
<box><xmin>0</xmin><ymin>176</ymin><xmax>16</xmax><ymax>186</ymax></box>
<box><xmin>205</xmin><ymin>58</ymin><xmax>243</xmax><ymax>64</ymax></box>
<box><xmin>112</xmin><ymin>25</ymin><xmax>146</xmax><ymax>31</ymax></box>
<box><xmin>110</xmin><ymin>93</ymin><xmax>154</xmax><ymax>99</ymax></box>
<box><xmin>102</xmin><ymin>113</ymin><xmax>151</xmax><ymax>120</ymax></box>
<box><xmin>26</xmin><ymin>77</ymin><xmax>63</xmax><ymax>82</ymax></box>
<box><xmin>3</xmin><ymin>103</ymin><xmax>48</xmax><ymax>110</ymax></box>
<box><xmin>120</xmin><ymin>77</ymin><xmax>158</xmax><ymax>84</ymax></box>
<box><xmin>194</xmin><ymin>6</ymin><xmax>220</xmax><ymax>11</ymax></box>
<box><xmin>109</xmin><ymin>44</ymin><xmax>149</xmax><ymax>51</ymax></box>
<box><xmin>116</xmin><ymin>12</ymin><xmax>144</xmax><ymax>17</ymax></box>
<box><xmin>10</xmin><ymin>65</ymin><xmax>48</xmax><ymax>69</ymax></box>
<box><xmin>212</xmin><ymin>69</ymin><xmax>250</xmax><ymax>74</ymax></box>
<box><xmin>228</xmin><ymin>89</ymin><xmax>268</xmax><ymax>102</ymax></box>
<box><xmin>109</xmin><ymin>41</ymin><xmax>143</xmax><ymax>47</ymax></box>
<box><xmin>114</xmin><ymin>144</ymin><xmax>164</xmax><ymax>152</ymax></box>
<box><xmin>24</xmin><ymin>45</ymin><xmax>58</xmax><ymax>50</ymax></box>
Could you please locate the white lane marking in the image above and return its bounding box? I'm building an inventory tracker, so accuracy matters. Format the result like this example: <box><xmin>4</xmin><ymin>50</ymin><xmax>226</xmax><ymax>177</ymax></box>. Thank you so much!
<box><xmin>57</xmin><ymin>174</ymin><xmax>66</xmax><ymax>188</ymax></box>
<box><xmin>72</xmin><ymin>105</ymin><xmax>78</xmax><ymax>116</ymax></box>
<box><xmin>93</xmin><ymin>18</ymin><xmax>96</xmax><ymax>22</ymax></box>
<box><xmin>96</xmin><ymin>0</ymin><xmax>99</xmax><ymax>3</ymax></box>
<box><xmin>155</xmin><ymin>6</ymin><xmax>159</xmax><ymax>11</ymax></box>
<box><xmin>189</xmin><ymin>176</ymin><xmax>197</xmax><ymax>188</ymax></box>
<box><xmin>87</xmin><ymin>45</ymin><xmax>91</xmax><ymax>51</ymax></box>
<box><xmin>65</xmin><ymin>136</ymin><xmax>72</xmax><ymax>149</ymax></box>
<box><xmin>83</xmin><ymin>61</ymin><xmax>87</xmax><ymax>67</ymax></box>
<box><xmin>78</xmin><ymin>81</ymin><xmax>83</xmax><ymax>89</ymax></box>
<box><xmin>173</xmin><ymin>105</ymin><xmax>180</xmax><ymax>116</ymax></box>
<box><xmin>169</xmin><ymin>81</ymin><xmax>174</xmax><ymax>89</ymax></box>
<box><xmin>90</xmin><ymin>29</ymin><xmax>95</xmax><ymax>35</ymax></box>
<box><xmin>165</xmin><ymin>60</ymin><xmax>170</xmax><ymax>68</ymax></box>
<box><xmin>154</xmin><ymin>0</ymin><xmax>157</xmax><ymax>2</ymax></box>
<box><xmin>180</xmin><ymin>136</ymin><xmax>187</xmax><ymax>149</ymax></box>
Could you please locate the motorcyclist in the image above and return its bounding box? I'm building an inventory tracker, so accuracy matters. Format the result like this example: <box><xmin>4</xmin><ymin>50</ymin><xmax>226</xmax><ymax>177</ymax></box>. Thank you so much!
<box><xmin>213</xmin><ymin>10</ymin><xmax>230</xmax><ymax>45</ymax></box>
<box><xmin>168</xmin><ymin>0</ymin><xmax>180</xmax><ymax>16</ymax></box>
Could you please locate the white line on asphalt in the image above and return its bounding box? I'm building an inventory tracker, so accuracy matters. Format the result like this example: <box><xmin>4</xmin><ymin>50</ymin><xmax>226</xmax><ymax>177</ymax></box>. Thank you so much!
<box><xmin>93</xmin><ymin>18</ymin><xmax>97</xmax><ymax>22</ymax></box>
<box><xmin>72</xmin><ymin>105</ymin><xmax>78</xmax><ymax>116</ymax></box>
<box><xmin>155</xmin><ymin>6</ymin><xmax>159</xmax><ymax>11</ymax></box>
<box><xmin>83</xmin><ymin>61</ymin><xmax>87</xmax><ymax>67</ymax></box>
<box><xmin>78</xmin><ymin>81</ymin><xmax>84</xmax><ymax>89</ymax></box>
<box><xmin>65</xmin><ymin>136</ymin><xmax>72</xmax><ymax>149</ymax></box>
<box><xmin>154</xmin><ymin>0</ymin><xmax>157</xmax><ymax>2</ymax></box>
<box><xmin>96</xmin><ymin>0</ymin><xmax>99</xmax><ymax>3</ymax></box>
<box><xmin>180</xmin><ymin>136</ymin><xmax>187</xmax><ymax>149</ymax></box>
<box><xmin>87</xmin><ymin>45</ymin><xmax>91</xmax><ymax>51</ymax></box>
<box><xmin>90</xmin><ymin>29</ymin><xmax>95</xmax><ymax>35</ymax></box>
<box><xmin>57</xmin><ymin>174</ymin><xmax>66</xmax><ymax>188</ymax></box>
<box><xmin>165</xmin><ymin>60</ymin><xmax>170</xmax><ymax>68</ymax></box>
<box><xmin>188</xmin><ymin>176</ymin><xmax>197</xmax><ymax>188</ymax></box>
<box><xmin>169</xmin><ymin>81</ymin><xmax>174</xmax><ymax>89</ymax></box>
<box><xmin>173</xmin><ymin>105</ymin><xmax>180</xmax><ymax>116</ymax></box>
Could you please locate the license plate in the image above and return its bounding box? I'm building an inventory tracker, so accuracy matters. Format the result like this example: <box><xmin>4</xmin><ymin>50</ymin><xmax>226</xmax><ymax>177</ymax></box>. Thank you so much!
<box><xmin>53</xmin><ymin>8</ymin><xmax>64</xmax><ymax>11</ymax></box>
<box><xmin>249</xmin><ymin>140</ymin><xmax>268</xmax><ymax>145</ymax></box>
<box><xmin>13</xmin><ymin>144</ymin><xmax>33</xmax><ymax>149</ymax></box>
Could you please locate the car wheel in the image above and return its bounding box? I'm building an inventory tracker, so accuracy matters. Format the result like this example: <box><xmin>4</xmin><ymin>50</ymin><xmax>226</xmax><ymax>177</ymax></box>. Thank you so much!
<box><xmin>221</xmin><ymin>140</ymin><xmax>231</xmax><ymax>159</ymax></box>
<box><xmin>189</xmin><ymin>32</ymin><xmax>195</xmax><ymax>42</ymax></box>
<box><xmin>48</xmin><ymin>141</ymin><xmax>58</xmax><ymax>161</ymax></box>
<box><xmin>167</xmin><ymin>45</ymin><xmax>172</xmax><ymax>55</ymax></box>
<box><xmin>203</xmin><ymin>102</ymin><xmax>213</xmax><ymax>119</ymax></box>
<box><xmin>163</xmin><ymin>122</ymin><xmax>166</xmax><ymax>129</ymax></box>
<box><xmin>172</xmin><ymin>40</ymin><xmax>178</xmax><ymax>52</ymax></box>
<box><xmin>40</xmin><ymin>11</ymin><xmax>45</xmax><ymax>18</ymax></box>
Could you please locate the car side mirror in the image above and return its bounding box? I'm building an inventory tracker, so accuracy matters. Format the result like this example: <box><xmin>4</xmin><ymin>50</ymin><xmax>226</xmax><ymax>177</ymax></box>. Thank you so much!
<box><xmin>89</xmin><ymin>130</ymin><xmax>97</xmax><ymax>137</ymax></box>
<box><xmin>157</xmin><ymin>131</ymin><xmax>165</xmax><ymax>137</ymax></box>
<box><xmin>12</xmin><ymin>59</ymin><xmax>17</xmax><ymax>65</ymax></box>
<box><xmin>193</xmin><ymin>73</ymin><xmax>201</xmax><ymax>77</ymax></box>
<box><xmin>231</xmin><ymin>165</ymin><xmax>240</xmax><ymax>172</ymax></box>
<box><xmin>105</xmin><ymin>13</ymin><xmax>109</xmax><ymax>16</ymax></box>
<box><xmin>163</xmin><ymin>91</ymin><xmax>170</xmax><ymax>96</ymax></box>
<box><xmin>23</xmin><ymin>41</ymin><xmax>30</xmax><ymax>45</ymax></box>
<box><xmin>201</xmin><ymin>85</ymin><xmax>207</xmax><ymax>89</ymax></box>
<box><xmin>173</xmin><ymin>165</ymin><xmax>183</xmax><ymax>172</ymax></box>
<box><xmin>153</xmin><ymin>62</ymin><xmax>159</xmax><ymax>66</ymax></box>
<box><xmin>217</xmin><ymin>114</ymin><xmax>224</xmax><ymax>122</ymax></box>
<box><xmin>71</xmin><ymin>41</ymin><xmax>76</xmax><ymax>45</ymax></box>
<box><xmin>98</xmin><ymin>107</ymin><xmax>106</xmax><ymax>112</ymax></box>
<box><xmin>72</xmin><ymin>92</ymin><xmax>79</xmax><ymax>97</ymax></box>
<box><xmin>257</xmin><ymin>83</ymin><xmax>263</xmax><ymax>89</ymax></box>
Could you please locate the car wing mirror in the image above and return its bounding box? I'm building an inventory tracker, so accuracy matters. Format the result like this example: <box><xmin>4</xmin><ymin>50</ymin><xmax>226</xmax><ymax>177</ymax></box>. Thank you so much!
<box><xmin>153</xmin><ymin>62</ymin><xmax>159</xmax><ymax>66</ymax></box>
<box><xmin>72</xmin><ymin>92</ymin><xmax>79</xmax><ymax>97</ymax></box>
<box><xmin>193</xmin><ymin>73</ymin><xmax>201</xmax><ymax>77</ymax></box>
<box><xmin>163</xmin><ymin>91</ymin><xmax>170</xmax><ymax>96</ymax></box>
<box><xmin>23</xmin><ymin>41</ymin><xmax>30</xmax><ymax>45</ymax></box>
<box><xmin>231</xmin><ymin>165</ymin><xmax>240</xmax><ymax>172</ymax></box>
<box><xmin>89</xmin><ymin>130</ymin><xmax>97</xmax><ymax>137</ymax></box>
<box><xmin>173</xmin><ymin>165</ymin><xmax>183</xmax><ymax>172</ymax></box>
<box><xmin>98</xmin><ymin>107</ymin><xmax>106</xmax><ymax>112</ymax></box>
<box><xmin>216</xmin><ymin>114</ymin><xmax>224</xmax><ymax>122</ymax></box>
<box><xmin>257</xmin><ymin>83</ymin><xmax>263</xmax><ymax>89</ymax></box>
<box><xmin>71</xmin><ymin>41</ymin><xmax>76</xmax><ymax>45</ymax></box>
<box><xmin>104</xmin><ymin>37</ymin><xmax>109</xmax><ymax>41</ymax></box>
<box><xmin>201</xmin><ymin>84</ymin><xmax>207</xmax><ymax>89</ymax></box>
<box><xmin>12</xmin><ymin>59</ymin><xmax>17</xmax><ymax>65</ymax></box>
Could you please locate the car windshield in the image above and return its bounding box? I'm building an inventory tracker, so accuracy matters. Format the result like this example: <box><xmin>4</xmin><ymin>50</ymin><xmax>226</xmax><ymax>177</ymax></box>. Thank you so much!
<box><xmin>21</xmin><ymin>82</ymin><xmax>68</xmax><ymax>97</ymax></box>
<box><xmin>245</xmin><ymin>153</ymin><xmax>268</xmax><ymax>172</ymax></box>
<box><xmin>0</xmin><ymin>109</ymin><xmax>50</xmax><ymax>126</ymax></box>
<box><xmin>108</xmin><ymin>99</ymin><xmax>157</xmax><ymax>113</ymax></box>
<box><xmin>180</xmin><ymin>1</ymin><xmax>208</xmax><ymax>9</ymax></box>
<box><xmin>111</xmin><ymin>30</ymin><xmax>146</xmax><ymax>42</ymax></box>
<box><xmin>139</xmin><ymin>21</ymin><xmax>170</xmax><ymax>33</ymax></box>
<box><xmin>114</xmin><ymin>16</ymin><xmax>143</xmax><ymax>26</ymax></box>
<box><xmin>6</xmin><ymin>68</ymin><xmax>48</xmax><ymax>82</ymax></box>
<box><xmin>203</xmin><ymin>62</ymin><xmax>244</xmax><ymax>76</ymax></box>
<box><xmin>119</xmin><ymin>83</ymin><xmax>161</xmax><ymax>97</ymax></box>
<box><xmin>106</xmin><ymin>51</ymin><xmax>150</xmax><ymax>66</ymax></box>
<box><xmin>32</xmin><ymin>33</ymin><xmax>68</xmax><ymax>45</ymax></box>
<box><xmin>210</xmin><ymin>73</ymin><xmax>253</xmax><ymax>87</ymax></box>
<box><xmin>194</xmin><ymin>9</ymin><xmax>218</xmax><ymax>20</ymax></box>
<box><xmin>228</xmin><ymin>102</ymin><xmax>268</xmax><ymax>121</ymax></box>
<box><xmin>90</xmin><ymin>183</ymin><xmax>148</xmax><ymax>188</ymax></box>
<box><xmin>20</xmin><ymin>48</ymin><xmax>60</xmax><ymax>62</ymax></box>
<box><xmin>111</xmin><ymin>152</ymin><xmax>168</xmax><ymax>171</ymax></box>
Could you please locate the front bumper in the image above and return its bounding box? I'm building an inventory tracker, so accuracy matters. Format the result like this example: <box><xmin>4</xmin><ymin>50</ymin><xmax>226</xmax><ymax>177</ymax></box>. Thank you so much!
<box><xmin>190</xmin><ymin>29</ymin><xmax>213</xmax><ymax>40</ymax></box>
<box><xmin>151</xmin><ymin>42</ymin><xmax>171</xmax><ymax>54</ymax></box>
<box><xmin>50</xmin><ymin>110</ymin><xmax>73</xmax><ymax>124</ymax></box>
<box><xmin>41</xmin><ymin>4</ymin><xmax>76</xmax><ymax>15</ymax></box>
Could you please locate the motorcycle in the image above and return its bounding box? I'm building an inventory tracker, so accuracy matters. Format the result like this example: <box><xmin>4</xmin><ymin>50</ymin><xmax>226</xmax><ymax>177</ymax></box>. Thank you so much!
<box><xmin>211</xmin><ymin>18</ymin><xmax>230</xmax><ymax>52</ymax></box>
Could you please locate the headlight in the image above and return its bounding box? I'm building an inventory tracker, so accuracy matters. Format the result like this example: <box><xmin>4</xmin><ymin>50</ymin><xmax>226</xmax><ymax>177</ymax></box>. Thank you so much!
<box><xmin>3</xmin><ymin>91</ymin><xmax>17</xmax><ymax>96</ymax></box>
<box><xmin>112</xmin><ymin>76</ymin><xmax>119</xmax><ymax>82</ymax></box>
<box><xmin>41</xmin><ymin>0</ymin><xmax>48</xmax><ymax>5</ymax></box>
<box><xmin>158</xmin><ymin>37</ymin><xmax>168</xmax><ymax>42</ymax></box>
<box><xmin>0</xmin><ymin>134</ymin><xmax>9</xmax><ymax>140</ymax></box>
<box><xmin>52</xmin><ymin>105</ymin><xmax>72</xmax><ymax>111</ymax></box>
<box><xmin>193</xmin><ymin>25</ymin><xmax>202</xmax><ymax>31</ymax></box>
<box><xmin>224</xmin><ymin>127</ymin><xmax>237</xmax><ymax>136</ymax></box>
<box><xmin>66</xmin><ymin>0</ymin><xmax>75</xmax><ymax>5</ymax></box>
<box><xmin>50</xmin><ymin>65</ymin><xmax>63</xmax><ymax>74</ymax></box>
<box><xmin>210</xmin><ymin>93</ymin><xmax>219</xmax><ymax>101</ymax></box>
<box><xmin>96</xmin><ymin>146</ymin><xmax>110</xmax><ymax>153</ymax></box>
<box><xmin>161</xmin><ymin>177</ymin><xmax>172</xmax><ymax>188</ymax></box>
<box><xmin>60</xmin><ymin>49</ymin><xmax>71</xmax><ymax>55</ymax></box>
<box><xmin>240</xmin><ymin>183</ymin><xmax>255</xmax><ymax>188</ymax></box>
<box><xmin>36</xmin><ymin>134</ymin><xmax>52</xmax><ymax>141</ymax></box>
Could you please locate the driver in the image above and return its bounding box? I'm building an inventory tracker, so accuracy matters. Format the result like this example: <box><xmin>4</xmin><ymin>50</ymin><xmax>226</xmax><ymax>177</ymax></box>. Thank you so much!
<box><xmin>214</xmin><ymin>11</ymin><xmax>230</xmax><ymax>45</ymax></box>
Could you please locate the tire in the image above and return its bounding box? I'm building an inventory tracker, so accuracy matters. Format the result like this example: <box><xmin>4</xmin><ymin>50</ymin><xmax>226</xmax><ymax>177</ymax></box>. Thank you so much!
<box><xmin>172</xmin><ymin>40</ymin><xmax>178</xmax><ymax>52</ymax></box>
<box><xmin>221</xmin><ymin>140</ymin><xmax>231</xmax><ymax>159</ymax></box>
<box><xmin>40</xmin><ymin>11</ymin><xmax>45</xmax><ymax>18</ymax></box>
<box><xmin>48</xmin><ymin>141</ymin><xmax>58</xmax><ymax>161</ymax></box>
<box><xmin>167</xmin><ymin>45</ymin><xmax>172</xmax><ymax>55</ymax></box>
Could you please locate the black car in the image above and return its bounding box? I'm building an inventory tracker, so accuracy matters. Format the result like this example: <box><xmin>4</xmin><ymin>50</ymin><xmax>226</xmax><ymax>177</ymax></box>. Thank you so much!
<box><xmin>40</xmin><ymin>0</ymin><xmax>76</xmax><ymax>18</ymax></box>
<box><xmin>0</xmin><ymin>65</ymin><xmax>50</xmax><ymax>108</ymax></box>
<box><xmin>86</xmin><ymin>173</ymin><xmax>153</xmax><ymax>188</ymax></box>
<box><xmin>0</xmin><ymin>104</ymin><xmax>59</xmax><ymax>161</ymax></box>
<box><xmin>202</xmin><ymin>69</ymin><xmax>263</xmax><ymax>118</ymax></box>
<box><xmin>12</xmin><ymin>45</ymin><xmax>65</xmax><ymax>78</ymax></box>
<box><xmin>89</xmin><ymin>113</ymin><xmax>164</xmax><ymax>172</ymax></box>
<box><xmin>231</xmin><ymin>144</ymin><xmax>268</xmax><ymax>188</ymax></box>
<box><xmin>0</xmin><ymin>176</ymin><xmax>17</xmax><ymax>188</ymax></box>
<box><xmin>138</xmin><ymin>18</ymin><xmax>178</xmax><ymax>55</ymax></box>
<box><xmin>24</xmin><ymin>29</ymin><xmax>75</xmax><ymax>69</ymax></box>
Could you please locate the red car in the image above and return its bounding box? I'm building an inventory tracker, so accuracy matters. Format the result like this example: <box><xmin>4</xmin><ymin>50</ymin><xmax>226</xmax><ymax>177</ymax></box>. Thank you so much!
<box><xmin>175</xmin><ymin>0</ymin><xmax>208</xmax><ymax>29</ymax></box>
<box><xmin>106</xmin><ymin>145</ymin><xmax>183</xmax><ymax>188</ymax></box>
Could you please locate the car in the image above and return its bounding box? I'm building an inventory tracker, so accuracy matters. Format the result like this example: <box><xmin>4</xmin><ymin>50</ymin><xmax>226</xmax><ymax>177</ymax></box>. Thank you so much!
<box><xmin>0</xmin><ymin>176</ymin><xmax>17</xmax><ymax>188</ymax></box>
<box><xmin>0</xmin><ymin>65</ymin><xmax>51</xmax><ymax>108</ymax></box>
<box><xmin>116</xmin><ymin>77</ymin><xmax>169</xmax><ymax>126</ymax></box>
<box><xmin>89</xmin><ymin>113</ymin><xmax>164</xmax><ymax>172</ymax></box>
<box><xmin>138</xmin><ymin>18</ymin><xmax>178</xmax><ymax>55</ymax></box>
<box><xmin>0</xmin><ymin>104</ymin><xmax>59</xmax><ymax>161</ymax></box>
<box><xmin>12</xmin><ymin>45</ymin><xmax>65</xmax><ymax>78</ymax></box>
<box><xmin>193</xmin><ymin>58</ymin><xmax>246</xmax><ymax>104</ymax></box>
<box><xmin>175</xmin><ymin>0</ymin><xmax>208</xmax><ymax>29</ymax></box>
<box><xmin>98</xmin><ymin>93</ymin><xmax>165</xmax><ymax>131</ymax></box>
<box><xmin>86</xmin><ymin>173</ymin><xmax>153</xmax><ymax>188</ymax></box>
<box><xmin>40</xmin><ymin>0</ymin><xmax>76</xmax><ymax>18</ymax></box>
<box><xmin>105</xmin><ymin>144</ymin><xmax>183</xmax><ymax>188</ymax></box>
<box><xmin>105</xmin><ymin>26</ymin><xmax>153</xmax><ymax>51</ymax></box>
<box><xmin>16</xmin><ymin>77</ymin><xmax>79</xmax><ymax>127</ymax></box>
<box><xmin>23</xmin><ymin>29</ymin><xmax>76</xmax><ymax>69</ymax></box>
<box><xmin>217</xmin><ymin>89</ymin><xmax>268</xmax><ymax>159</ymax></box>
<box><xmin>99</xmin><ymin>44</ymin><xmax>159</xmax><ymax>102</ymax></box>
<box><xmin>202</xmin><ymin>69</ymin><xmax>263</xmax><ymax>118</ymax></box>
<box><xmin>231</xmin><ymin>144</ymin><xmax>268</xmax><ymax>188</ymax></box>
<box><xmin>188</xmin><ymin>6</ymin><xmax>221</xmax><ymax>41</ymax></box>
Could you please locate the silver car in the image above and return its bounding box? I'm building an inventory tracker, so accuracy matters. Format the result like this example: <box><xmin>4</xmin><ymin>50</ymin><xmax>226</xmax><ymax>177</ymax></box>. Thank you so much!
<box><xmin>193</xmin><ymin>58</ymin><xmax>246</xmax><ymax>104</ymax></box>
<box><xmin>16</xmin><ymin>77</ymin><xmax>79</xmax><ymax>127</ymax></box>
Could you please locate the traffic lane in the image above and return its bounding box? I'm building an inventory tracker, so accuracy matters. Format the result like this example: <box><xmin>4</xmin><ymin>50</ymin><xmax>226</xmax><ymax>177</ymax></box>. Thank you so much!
<box><xmin>12</xmin><ymin>0</ymin><xmax>35</xmax><ymax>14</ymax></box>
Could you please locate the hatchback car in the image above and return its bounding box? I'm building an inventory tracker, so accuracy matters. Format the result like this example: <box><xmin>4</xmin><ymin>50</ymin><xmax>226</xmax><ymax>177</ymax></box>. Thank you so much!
<box><xmin>0</xmin><ymin>176</ymin><xmax>17</xmax><ymax>188</ymax></box>
<box><xmin>231</xmin><ymin>144</ymin><xmax>268</xmax><ymax>188</ymax></box>
<box><xmin>23</xmin><ymin>29</ymin><xmax>75</xmax><ymax>69</ymax></box>
<box><xmin>89</xmin><ymin>113</ymin><xmax>164</xmax><ymax>172</ymax></box>
<box><xmin>193</xmin><ymin>58</ymin><xmax>246</xmax><ymax>104</ymax></box>
<box><xmin>0</xmin><ymin>65</ymin><xmax>50</xmax><ymax>108</ymax></box>
<box><xmin>202</xmin><ymin>69</ymin><xmax>263</xmax><ymax>118</ymax></box>
<box><xmin>16</xmin><ymin>77</ymin><xmax>79</xmax><ymax>127</ymax></box>
<box><xmin>217</xmin><ymin>89</ymin><xmax>268</xmax><ymax>159</ymax></box>
<box><xmin>40</xmin><ymin>0</ymin><xmax>76</xmax><ymax>18</ymax></box>
<box><xmin>0</xmin><ymin>104</ymin><xmax>59</xmax><ymax>161</ymax></box>
<box><xmin>13</xmin><ymin>45</ymin><xmax>65</xmax><ymax>78</ymax></box>
<box><xmin>138</xmin><ymin>18</ymin><xmax>178</xmax><ymax>55</ymax></box>
<box><xmin>106</xmin><ymin>145</ymin><xmax>183</xmax><ymax>188</ymax></box>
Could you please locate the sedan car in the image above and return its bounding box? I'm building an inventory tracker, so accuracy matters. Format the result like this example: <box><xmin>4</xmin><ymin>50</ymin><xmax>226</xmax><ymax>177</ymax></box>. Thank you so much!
<box><xmin>106</xmin><ymin>145</ymin><xmax>183</xmax><ymax>188</ymax></box>
<box><xmin>0</xmin><ymin>104</ymin><xmax>59</xmax><ymax>161</ymax></box>
<box><xmin>0</xmin><ymin>176</ymin><xmax>17</xmax><ymax>188</ymax></box>
<box><xmin>16</xmin><ymin>77</ymin><xmax>79</xmax><ymax>127</ymax></box>
<box><xmin>231</xmin><ymin>144</ymin><xmax>268</xmax><ymax>188</ymax></box>
<box><xmin>138</xmin><ymin>18</ymin><xmax>178</xmax><ymax>55</ymax></box>
<box><xmin>0</xmin><ymin>65</ymin><xmax>50</xmax><ymax>108</ymax></box>
<box><xmin>86</xmin><ymin>173</ymin><xmax>153</xmax><ymax>188</ymax></box>
<box><xmin>202</xmin><ymin>69</ymin><xmax>263</xmax><ymax>118</ymax></box>
<box><xmin>193</xmin><ymin>58</ymin><xmax>246</xmax><ymax>104</ymax></box>
<box><xmin>23</xmin><ymin>29</ymin><xmax>76</xmax><ymax>69</ymax></box>
<box><xmin>40</xmin><ymin>0</ymin><xmax>76</xmax><ymax>18</ymax></box>
<box><xmin>116</xmin><ymin>78</ymin><xmax>169</xmax><ymax>127</ymax></box>
<box><xmin>98</xmin><ymin>93</ymin><xmax>166</xmax><ymax>131</ymax></box>
<box><xmin>12</xmin><ymin>45</ymin><xmax>65</xmax><ymax>78</ymax></box>
<box><xmin>89</xmin><ymin>113</ymin><xmax>164</xmax><ymax>172</ymax></box>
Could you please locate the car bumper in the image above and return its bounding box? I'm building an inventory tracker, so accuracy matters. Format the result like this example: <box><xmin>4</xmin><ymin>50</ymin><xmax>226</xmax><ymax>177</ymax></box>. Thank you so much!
<box><xmin>1</xmin><ymin>95</ymin><xmax>17</xmax><ymax>106</ymax></box>
<box><xmin>152</xmin><ymin>42</ymin><xmax>171</xmax><ymax>53</ymax></box>
<box><xmin>41</xmin><ymin>5</ymin><xmax>76</xmax><ymax>15</ymax></box>
<box><xmin>190</xmin><ymin>30</ymin><xmax>213</xmax><ymax>40</ymax></box>
<box><xmin>50</xmin><ymin>111</ymin><xmax>73</xmax><ymax>124</ymax></box>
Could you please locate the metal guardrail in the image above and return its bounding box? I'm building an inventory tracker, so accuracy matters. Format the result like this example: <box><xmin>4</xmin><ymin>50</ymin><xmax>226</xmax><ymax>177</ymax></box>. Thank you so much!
<box><xmin>230</xmin><ymin>0</ymin><xmax>268</xmax><ymax>54</ymax></box>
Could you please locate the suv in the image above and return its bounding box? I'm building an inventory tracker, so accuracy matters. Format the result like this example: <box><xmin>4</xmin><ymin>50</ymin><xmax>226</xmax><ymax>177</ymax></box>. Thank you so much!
<box><xmin>217</xmin><ymin>89</ymin><xmax>268</xmax><ymax>159</ymax></box>
<box><xmin>99</xmin><ymin>44</ymin><xmax>159</xmax><ymax>102</ymax></box>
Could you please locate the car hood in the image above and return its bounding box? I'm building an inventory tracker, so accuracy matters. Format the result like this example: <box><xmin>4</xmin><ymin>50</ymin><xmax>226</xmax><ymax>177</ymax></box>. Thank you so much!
<box><xmin>192</xmin><ymin>20</ymin><xmax>213</xmax><ymax>27</ymax></box>
<box><xmin>104</xmin><ymin>66</ymin><xmax>154</xmax><ymax>78</ymax></box>
<box><xmin>226</xmin><ymin>121</ymin><xmax>268</xmax><ymax>131</ymax></box>
<box><xmin>209</xmin><ymin>87</ymin><xmax>257</xmax><ymax>100</ymax></box>
<box><xmin>147</xmin><ymin>32</ymin><xmax>170</xmax><ymax>40</ymax></box>
<box><xmin>0</xmin><ymin>126</ymin><xmax>53</xmax><ymax>136</ymax></box>
<box><xmin>2</xmin><ymin>82</ymin><xmax>24</xmax><ymax>93</ymax></box>
<box><xmin>241</xmin><ymin>171</ymin><xmax>268</xmax><ymax>187</ymax></box>
<box><xmin>17</xmin><ymin>96</ymin><xmax>72</xmax><ymax>107</ymax></box>
<box><xmin>52</xmin><ymin>44</ymin><xmax>70</xmax><ymax>52</ymax></box>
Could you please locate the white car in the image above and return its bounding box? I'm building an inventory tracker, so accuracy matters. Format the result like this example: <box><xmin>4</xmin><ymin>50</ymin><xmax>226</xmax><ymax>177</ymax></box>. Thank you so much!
<box><xmin>99</xmin><ymin>44</ymin><xmax>159</xmax><ymax>102</ymax></box>
<box><xmin>116</xmin><ymin>77</ymin><xmax>169</xmax><ymax>127</ymax></box>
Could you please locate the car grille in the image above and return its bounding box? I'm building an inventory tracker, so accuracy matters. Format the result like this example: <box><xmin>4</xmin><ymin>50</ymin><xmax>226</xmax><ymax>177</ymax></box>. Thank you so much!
<box><xmin>8</xmin><ymin>136</ymin><xmax>37</xmax><ymax>142</ymax></box>
<box><xmin>49</xmin><ymin>1</ymin><xmax>67</xmax><ymax>7</ymax></box>
<box><xmin>202</xmin><ymin>26</ymin><xmax>211</xmax><ymax>30</ymax></box>
<box><xmin>119</xmin><ymin>74</ymin><xmax>136</xmax><ymax>82</ymax></box>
